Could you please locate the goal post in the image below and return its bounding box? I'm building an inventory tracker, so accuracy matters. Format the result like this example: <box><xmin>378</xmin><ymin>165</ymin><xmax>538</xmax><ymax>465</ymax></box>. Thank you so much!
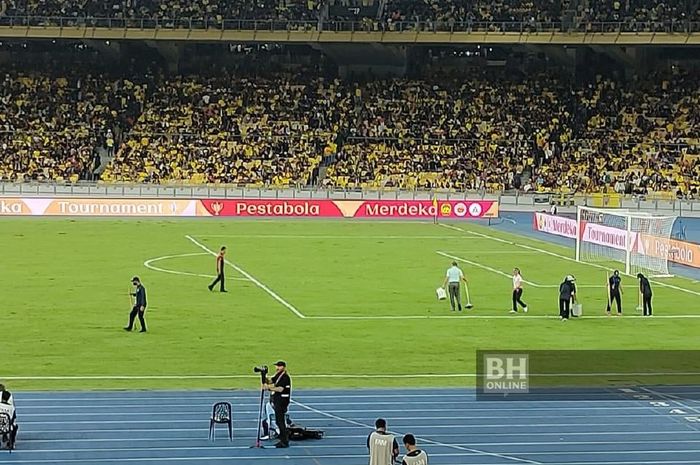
<box><xmin>576</xmin><ymin>206</ymin><xmax>678</xmax><ymax>278</ymax></box>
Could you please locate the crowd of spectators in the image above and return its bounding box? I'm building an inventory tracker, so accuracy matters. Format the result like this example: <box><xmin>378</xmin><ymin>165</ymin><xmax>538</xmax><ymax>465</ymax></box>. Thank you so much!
<box><xmin>0</xmin><ymin>70</ymin><xmax>141</xmax><ymax>182</ymax></box>
<box><xmin>1</xmin><ymin>57</ymin><xmax>700</xmax><ymax>196</ymax></box>
<box><xmin>0</xmin><ymin>0</ymin><xmax>323</xmax><ymax>27</ymax></box>
<box><xmin>0</xmin><ymin>0</ymin><xmax>699</xmax><ymax>31</ymax></box>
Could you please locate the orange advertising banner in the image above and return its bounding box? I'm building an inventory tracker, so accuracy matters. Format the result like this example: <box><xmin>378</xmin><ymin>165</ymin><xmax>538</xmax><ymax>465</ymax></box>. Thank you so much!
<box><xmin>0</xmin><ymin>198</ymin><xmax>200</xmax><ymax>216</ymax></box>
<box><xmin>639</xmin><ymin>234</ymin><xmax>700</xmax><ymax>269</ymax></box>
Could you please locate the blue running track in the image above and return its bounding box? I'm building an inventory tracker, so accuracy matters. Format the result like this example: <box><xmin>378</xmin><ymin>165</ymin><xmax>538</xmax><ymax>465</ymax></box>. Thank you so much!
<box><xmin>3</xmin><ymin>388</ymin><xmax>700</xmax><ymax>464</ymax></box>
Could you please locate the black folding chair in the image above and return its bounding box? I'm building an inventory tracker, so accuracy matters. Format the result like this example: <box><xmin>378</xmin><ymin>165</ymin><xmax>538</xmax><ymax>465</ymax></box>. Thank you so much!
<box><xmin>0</xmin><ymin>413</ymin><xmax>13</xmax><ymax>452</ymax></box>
<box><xmin>208</xmin><ymin>402</ymin><xmax>232</xmax><ymax>441</ymax></box>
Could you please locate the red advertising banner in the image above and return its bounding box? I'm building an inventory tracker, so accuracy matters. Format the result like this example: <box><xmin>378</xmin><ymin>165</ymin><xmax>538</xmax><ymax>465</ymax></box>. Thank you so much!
<box><xmin>0</xmin><ymin>197</ymin><xmax>499</xmax><ymax>220</ymax></box>
<box><xmin>198</xmin><ymin>199</ymin><xmax>499</xmax><ymax>219</ymax></box>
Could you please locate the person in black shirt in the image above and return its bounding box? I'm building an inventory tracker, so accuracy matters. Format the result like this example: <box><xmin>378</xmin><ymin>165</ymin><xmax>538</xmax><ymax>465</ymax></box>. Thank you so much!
<box><xmin>606</xmin><ymin>270</ymin><xmax>623</xmax><ymax>316</ymax></box>
<box><xmin>124</xmin><ymin>276</ymin><xmax>147</xmax><ymax>332</ymax></box>
<box><xmin>637</xmin><ymin>273</ymin><xmax>653</xmax><ymax>316</ymax></box>
<box><xmin>401</xmin><ymin>434</ymin><xmax>428</xmax><ymax>465</ymax></box>
<box><xmin>263</xmin><ymin>361</ymin><xmax>291</xmax><ymax>448</ymax></box>
<box><xmin>559</xmin><ymin>275</ymin><xmax>575</xmax><ymax>321</ymax></box>
<box><xmin>208</xmin><ymin>246</ymin><xmax>227</xmax><ymax>293</ymax></box>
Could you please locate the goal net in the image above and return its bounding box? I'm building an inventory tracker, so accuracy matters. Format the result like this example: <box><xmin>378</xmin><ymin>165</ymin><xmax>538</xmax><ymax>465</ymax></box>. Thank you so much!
<box><xmin>576</xmin><ymin>206</ymin><xmax>678</xmax><ymax>277</ymax></box>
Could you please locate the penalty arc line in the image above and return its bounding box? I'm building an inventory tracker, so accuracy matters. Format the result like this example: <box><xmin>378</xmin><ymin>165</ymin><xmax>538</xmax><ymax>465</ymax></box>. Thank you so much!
<box><xmin>440</xmin><ymin>224</ymin><xmax>700</xmax><ymax>297</ymax></box>
<box><xmin>143</xmin><ymin>252</ymin><xmax>249</xmax><ymax>281</ymax></box>
<box><xmin>292</xmin><ymin>400</ymin><xmax>542</xmax><ymax>465</ymax></box>
<box><xmin>185</xmin><ymin>235</ymin><xmax>306</xmax><ymax>319</ymax></box>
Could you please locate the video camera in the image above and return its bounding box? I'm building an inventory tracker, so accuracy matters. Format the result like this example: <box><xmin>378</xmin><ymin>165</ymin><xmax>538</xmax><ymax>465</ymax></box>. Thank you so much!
<box><xmin>253</xmin><ymin>365</ymin><xmax>268</xmax><ymax>375</ymax></box>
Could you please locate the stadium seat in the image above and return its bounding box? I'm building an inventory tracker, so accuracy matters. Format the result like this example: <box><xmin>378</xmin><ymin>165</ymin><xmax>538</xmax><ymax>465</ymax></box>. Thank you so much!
<box><xmin>208</xmin><ymin>402</ymin><xmax>233</xmax><ymax>441</ymax></box>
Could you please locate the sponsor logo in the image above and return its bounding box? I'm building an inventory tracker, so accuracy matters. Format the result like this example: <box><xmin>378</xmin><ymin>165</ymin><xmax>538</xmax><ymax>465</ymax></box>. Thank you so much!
<box><xmin>210</xmin><ymin>202</ymin><xmax>224</xmax><ymax>216</ymax></box>
<box><xmin>440</xmin><ymin>203</ymin><xmax>452</xmax><ymax>216</ymax></box>
<box><xmin>454</xmin><ymin>202</ymin><xmax>467</xmax><ymax>217</ymax></box>
<box><xmin>468</xmin><ymin>203</ymin><xmax>483</xmax><ymax>217</ymax></box>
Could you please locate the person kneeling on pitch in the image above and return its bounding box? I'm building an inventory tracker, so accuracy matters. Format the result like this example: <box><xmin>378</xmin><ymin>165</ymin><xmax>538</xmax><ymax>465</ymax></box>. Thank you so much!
<box><xmin>558</xmin><ymin>275</ymin><xmax>576</xmax><ymax>321</ymax></box>
<box><xmin>401</xmin><ymin>434</ymin><xmax>428</xmax><ymax>465</ymax></box>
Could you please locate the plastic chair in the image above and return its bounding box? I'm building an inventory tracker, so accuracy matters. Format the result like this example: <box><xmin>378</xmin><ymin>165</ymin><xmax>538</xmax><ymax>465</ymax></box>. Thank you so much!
<box><xmin>0</xmin><ymin>413</ymin><xmax>13</xmax><ymax>452</ymax></box>
<box><xmin>209</xmin><ymin>402</ymin><xmax>232</xmax><ymax>441</ymax></box>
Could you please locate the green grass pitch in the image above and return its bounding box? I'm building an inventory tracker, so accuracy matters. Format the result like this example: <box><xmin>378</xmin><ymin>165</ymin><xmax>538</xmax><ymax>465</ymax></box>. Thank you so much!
<box><xmin>3</xmin><ymin>218</ymin><xmax>700</xmax><ymax>391</ymax></box>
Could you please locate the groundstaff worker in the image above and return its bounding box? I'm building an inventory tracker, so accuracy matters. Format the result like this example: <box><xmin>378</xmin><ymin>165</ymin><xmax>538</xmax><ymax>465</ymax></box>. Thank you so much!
<box><xmin>124</xmin><ymin>276</ymin><xmax>147</xmax><ymax>332</ymax></box>
<box><xmin>510</xmin><ymin>268</ymin><xmax>528</xmax><ymax>313</ymax></box>
<box><xmin>263</xmin><ymin>361</ymin><xmax>291</xmax><ymax>448</ymax></box>
<box><xmin>442</xmin><ymin>261</ymin><xmax>468</xmax><ymax>312</ymax></box>
<box><xmin>368</xmin><ymin>418</ymin><xmax>399</xmax><ymax>465</ymax></box>
<box><xmin>637</xmin><ymin>273</ymin><xmax>653</xmax><ymax>316</ymax></box>
<box><xmin>607</xmin><ymin>270</ymin><xmax>623</xmax><ymax>315</ymax></box>
<box><xmin>401</xmin><ymin>434</ymin><xmax>428</xmax><ymax>465</ymax></box>
<box><xmin>559</xmin><ymin>275</ymin><xmax>576</xmax><ymax>321</ymax></box>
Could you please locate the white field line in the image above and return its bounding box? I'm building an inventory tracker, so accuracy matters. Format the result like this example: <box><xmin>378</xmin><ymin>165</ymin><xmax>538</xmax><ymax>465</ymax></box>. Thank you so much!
<box><xmin>306</xmin><ymin>314</ymin><xmax>700</xmax><ymax>319</ymax></box>
<box><xmin>11</xmin><ymin>371</ymin><xmax>700</xmax><ymax>381</ymax></box>
<box><xmin>197</xmin><ymin>234</ymin><xmax>484</xmax><ymax>239</ymax></box>
<box><xmin>20</xmin><ymin>436</ymin><xmax>700</xmax><ymax>447</ymax></box>
<box><xmin>185</xmin><ymin>234</ymin><xmax>305</xmax><ymax>319</ymax></box>
<box><xmin>143</xmin><ymin>252</ymin><xmax>248</xmax><ymax>281</ymax></box>
<box><xmin>437</xmin><ymin>251</ymin><xmax>603</xmax><ymax>288</ymax></box>
<box><xmin>440</xmin><ymin>224</ymin><xmax>700</xmax><ymax>297</ymax></box>
<box><xmin>12</xmin><ymin>445</ymin><xmax>700</xmax><ymax>457</ymax></box>
<box><xmin>293</xmin><ymin>400</ymin><xmax>542</xmax><ymax>465</ymax></box>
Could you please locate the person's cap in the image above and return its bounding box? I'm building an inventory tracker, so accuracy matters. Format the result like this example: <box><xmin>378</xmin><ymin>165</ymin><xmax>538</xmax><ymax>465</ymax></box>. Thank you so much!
<box><xmin>131</xmin><ymin>276</ymin><xmax>140</xmax><ymax>283</ymax></box>
<box><xmin>613</xmin><ymin>270</ymin><xmax>620</xmax><ymax>275</ymax></box>
<box><xmin>274</xmin><ymin>360</ymin><xmax>286</xmax><ymax>367</ymax></box>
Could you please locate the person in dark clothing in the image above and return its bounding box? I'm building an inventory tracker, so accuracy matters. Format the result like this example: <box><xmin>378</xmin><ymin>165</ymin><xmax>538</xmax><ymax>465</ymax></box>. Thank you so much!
<box><xmin>208</xmin><ymin>246</ymin><xmax>227</xmax><ymax>292</ymax></box>
<box><xmin>263</xmin><ymin>361</ymin><xmax>291</xmax><ymax>448</ymax></box>
<box><xmin>637</xmin><ymin>273</ymin><xmax>653</xmax><ymax>316</ymax></box>
<box><xmin>401</xmin><ymin>433</ymin><xmax>428</xmax><ymax>465</ymax></box>
<box><xmin>606</xmin><ymin>270</ymin><xmax>623</xmax><ymax>315</ymax></box>
<box><xmin>559</xmin><ymin>275</ymin><xmax>576</xmax><ymax>321</ymax></box>
<box><xmin>124</xmin><ymin>276</ymin><xmax>147</xmax><ymax>332</ymax></box>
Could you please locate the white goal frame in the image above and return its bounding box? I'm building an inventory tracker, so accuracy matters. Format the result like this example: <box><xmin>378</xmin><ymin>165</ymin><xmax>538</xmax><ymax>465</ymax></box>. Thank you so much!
<box><xmin>575</xmin><ymin>206</ymin><xmax>678</xmax><ymax>278</ymax></box>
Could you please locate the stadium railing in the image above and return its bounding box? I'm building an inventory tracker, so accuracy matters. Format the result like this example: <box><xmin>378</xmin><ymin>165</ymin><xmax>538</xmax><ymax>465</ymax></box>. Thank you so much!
<box><xmin>1</xmin><ymin>181</ymin><xmax>699</xmax><ymax>216</ymax></box>
<box><xmin>1</xmin><ymin>17</ymin><xmax>700</xmax><ymax>34</ymax></box>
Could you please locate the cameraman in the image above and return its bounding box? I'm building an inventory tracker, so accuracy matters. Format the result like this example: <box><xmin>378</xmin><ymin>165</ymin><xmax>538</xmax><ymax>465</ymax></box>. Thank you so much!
<box><xmin>263</xmin><ymin>361</ymin><xmax>291</xmax><ymax>448</ymax></box>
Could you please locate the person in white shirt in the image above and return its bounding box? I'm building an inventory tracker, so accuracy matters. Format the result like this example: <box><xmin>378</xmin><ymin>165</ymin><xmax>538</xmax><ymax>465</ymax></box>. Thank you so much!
<box><xmin>442</xmin><ymin>261</ymin><xmax>468</xmax><ymax>312</ymax></box>
<box><xmin>510</xmin><ymin>268</ymin><xmax>528</xmax><ymax>314</ymax></box>
<box><xmin>0</xmin><ymin>390</ymin><xmax>17</xmax><ymax>449</ymax></box>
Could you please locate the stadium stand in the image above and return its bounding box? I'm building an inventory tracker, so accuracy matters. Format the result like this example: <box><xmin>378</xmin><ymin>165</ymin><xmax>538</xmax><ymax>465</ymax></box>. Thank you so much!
<box><xmin>0</xmin><ymin>40</ymin><xmax>699</xmax><ymax>194</ymax></box>
<box><xmin>1</xmin><ymin>0</ymin><xmax>699</xmax><ymax>31</ymax></box>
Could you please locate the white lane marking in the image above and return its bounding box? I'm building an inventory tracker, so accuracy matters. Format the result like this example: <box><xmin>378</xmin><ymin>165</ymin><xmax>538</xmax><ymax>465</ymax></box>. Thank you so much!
<box><xmin>293</xmin><ymin>400</ymin><xmax>543</xmax><ymax>465</ymax></box>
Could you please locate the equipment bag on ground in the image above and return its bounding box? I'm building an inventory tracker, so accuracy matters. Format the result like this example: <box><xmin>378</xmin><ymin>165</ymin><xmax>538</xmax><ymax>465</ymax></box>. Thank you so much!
<box><xmin>289</xmin><ymin>426</ymin><xmax>324</xmax><ymax>440</ymax></box>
